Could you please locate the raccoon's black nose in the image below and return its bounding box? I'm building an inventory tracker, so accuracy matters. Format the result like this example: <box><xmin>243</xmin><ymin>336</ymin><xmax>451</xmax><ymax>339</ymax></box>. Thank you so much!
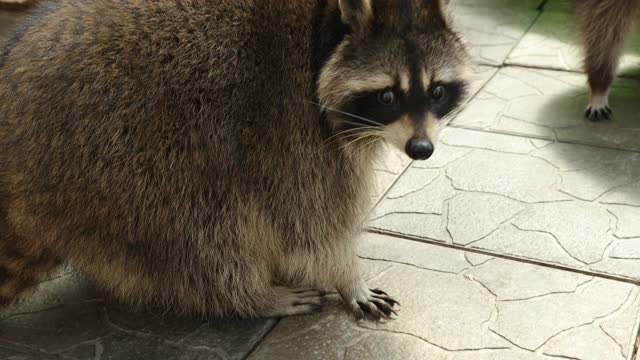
<box><xmin>405</xmin><ymin>138</ymin><xmax>434</xmax><ymax>160</ymax></box>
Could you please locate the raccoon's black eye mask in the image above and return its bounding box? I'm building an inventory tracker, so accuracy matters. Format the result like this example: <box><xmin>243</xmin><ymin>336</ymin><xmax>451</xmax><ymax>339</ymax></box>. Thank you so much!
<box><xmin>340</xmin><ymin>80</ymin><xmax>467</xmax><ymax>128</ymax></box>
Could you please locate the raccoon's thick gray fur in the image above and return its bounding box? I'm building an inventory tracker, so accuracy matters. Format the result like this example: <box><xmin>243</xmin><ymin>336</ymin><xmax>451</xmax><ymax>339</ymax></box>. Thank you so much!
<box><xmin>0</xmin><ymin>0</ymin><xmax>469</xmax><ymax>319</ymax></box>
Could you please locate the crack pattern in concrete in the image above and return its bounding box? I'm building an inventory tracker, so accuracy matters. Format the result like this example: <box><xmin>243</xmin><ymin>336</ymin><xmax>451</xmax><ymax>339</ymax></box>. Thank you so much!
<box><xmin>370</xmin><ymin>126</ymin><xmax>640</xmax><ymax>283</ymax></box>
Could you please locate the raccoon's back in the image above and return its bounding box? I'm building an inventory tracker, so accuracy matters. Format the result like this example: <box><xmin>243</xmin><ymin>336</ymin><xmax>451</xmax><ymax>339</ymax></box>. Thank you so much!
<box><xmin>0</xmin><ymin>0</ymin><xmax>265</xmax><ymax>118</ymax></box>
<box><xmin>0</xmin><ymin>0</ymin><xmax>318</xmax><ymax>181</ymax></box>
<box><xmin>0</xmin><ymin>0</ymin><xmax>321</xmax><ymax>236</ymax></box>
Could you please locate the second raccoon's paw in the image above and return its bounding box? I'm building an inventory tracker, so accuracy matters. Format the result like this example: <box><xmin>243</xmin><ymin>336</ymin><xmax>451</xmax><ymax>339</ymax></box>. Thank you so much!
<box><xmin>584</xmin><ymin>93</ymin><xmax>612</xmax><ymax>122</ymax></box>
<box><xmin>267</xmin><ymin>288</ymin><xmax>328</xmax><ymax>317</ymax></box>
<box><xmin>585</xmin><ymin>104</ymin><xmax>612</xmax><ymax>122</ymax></box>
<box><xmin>341</xmin><ymin>285</ymin><xmax>399</xmax><ymax>321</ymax></box>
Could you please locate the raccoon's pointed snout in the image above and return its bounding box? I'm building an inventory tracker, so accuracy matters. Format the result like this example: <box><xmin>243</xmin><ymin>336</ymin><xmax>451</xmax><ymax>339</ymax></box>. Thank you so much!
<box><xmin>405</xmin><ymin>138</ymin><xmax>434</xmax><ymax>160</ymax></box>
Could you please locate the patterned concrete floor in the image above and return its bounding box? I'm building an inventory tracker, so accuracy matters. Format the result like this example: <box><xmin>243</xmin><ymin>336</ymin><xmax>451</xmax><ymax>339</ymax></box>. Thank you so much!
<box><xmin>1</xmin><ymin>1</ymin><xmax>640</xmax><ymax>359</ymax></box>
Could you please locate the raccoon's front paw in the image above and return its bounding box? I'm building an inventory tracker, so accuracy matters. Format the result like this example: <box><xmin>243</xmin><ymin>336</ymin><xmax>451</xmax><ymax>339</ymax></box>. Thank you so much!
<box><xmin>340</xmin><ymin>285</ymin><xmax>399</xmax><ymax>321</ymax></box>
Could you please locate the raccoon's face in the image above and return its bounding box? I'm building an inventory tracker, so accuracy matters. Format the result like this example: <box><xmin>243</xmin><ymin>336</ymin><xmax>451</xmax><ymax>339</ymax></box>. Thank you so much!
<box><xmin>318</xmin><ymin>0</ymin><xmax>469</xmax><ymax>160</ymax></box>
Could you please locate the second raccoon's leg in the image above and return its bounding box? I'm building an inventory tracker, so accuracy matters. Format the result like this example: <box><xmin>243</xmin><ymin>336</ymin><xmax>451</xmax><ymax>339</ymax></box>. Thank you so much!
<box><xmin>575</xmin><ymin>0</ymin><xmax>639</xmax><ymax>121</ymax></box>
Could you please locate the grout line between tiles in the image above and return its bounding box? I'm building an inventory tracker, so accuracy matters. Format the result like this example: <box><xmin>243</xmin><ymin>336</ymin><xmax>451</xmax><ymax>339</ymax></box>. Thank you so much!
<box><xmin>365</xmin><ymin>228</ymin><xmax>640</xmax><ymax>286</ymax></box>
<box><xmin>490</xmin><ymin>62</ymin><xmax>640</xmax><ymax>80</ymax></box>
<box><xmin>496</xmin><ymin>2</ymin><xmax>545</xmax><ymax>70</ymax></box>
<box><xmin>448</xmin><ymin>123</ymin><xmax>640</xmax><ymax>155</ymax></box>
<box><xmin>631</xmin><ymin>332</ymin><xmax>639</xmax><ymax>359</ymax></box>
<box><xmin>240</xmin><ymin>319</ymin><xmax>281</xmax><ymax>360</ymax></box>
<box><xmin>536</xmin><ymin>0</ymin><xmax>548</xmax><ymax>11</ymax></box>
<box><xmin>631</xmin><ymin>316</ymin><xmax>640</xmax><ymax>360</ymax></box>
<box><xmin>371</xmin><ymin>161</ymin><xmax>413</xmax><ymax>210</ymax></box>
<box><xmin>501</xmin><ymin>62</ymin><xmax>583</xmax><ymax>75</ymax></box>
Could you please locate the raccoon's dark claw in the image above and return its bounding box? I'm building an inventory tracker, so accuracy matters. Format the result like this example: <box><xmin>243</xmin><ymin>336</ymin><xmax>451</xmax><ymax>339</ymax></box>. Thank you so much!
<box><xmin>356</xmin><ymin>299</ymin><xmax>396</xmax><ymax>321</ymax></box>
<box><xmin>371</xmin><ymin>288</ymin><xmax>388</xmax><ymax>296</ymax></box>
<box><xmin>353</xmin><ymin>305</ymin><xmax>366</xmax><ymax>320</ymax></box>
<box><xmin>585</xmin><ymin>105</ymin><xmax>612</xmax><ymax>122</ymax></box>
<box><xmin>372</xmin><ymin>299</ymin><xmax>398</xmax><ymax>317</ymax></box>
<box><xmin>345</xmin><ymin>287</ymin><xmax>399</xmax><ymax>321</ymax></box>
<box><xmin>373</xmin><ymin>294</ymin><xmax>400</xmax><ymax>307</ymax></box>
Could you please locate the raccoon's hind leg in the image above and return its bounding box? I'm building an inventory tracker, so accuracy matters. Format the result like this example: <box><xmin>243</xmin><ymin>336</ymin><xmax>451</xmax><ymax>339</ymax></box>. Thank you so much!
<box><xmin>0</xmin><ymin>234</ymin><xmax>60</xmax><ymax>306</ymax></box>
<box><xmin>575</xmin><ymin>0</ymin><xmax>639</xmax><ymax>121</ymax></box>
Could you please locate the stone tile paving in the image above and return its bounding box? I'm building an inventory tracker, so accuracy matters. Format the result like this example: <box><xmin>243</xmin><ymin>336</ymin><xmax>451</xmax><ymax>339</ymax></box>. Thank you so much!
<box><xmin>507</xmin><ymin>0</ymin><xmax>640</xmax><ymax>77</ymax></box>
<box><xmin>251</xmin><ymin>234</ymin><xmax>640</xmax><ymax>360</ymax></box>
<box><xmin>371</xmin><ymin>127</ymin><xmax>640</xmax><ymax>280</ymax></box>
<box><xmin>0</xmin><ymin>272</ymin><xmax>277</xmax><ymax>360</ymax></box>
<box><xmin>453</xmin><ymin>67</ymin><xmax>640</xmax><ymax>152</ymax></box>
<box><xmin>4</xmin><ymin>1</ymin><xmax>640</xmax><ymax>360</ymax></box>
<box><xmin>450</xmin><ymin>0</ymin><xmax>541</xmax><ymax>66</ymax></box>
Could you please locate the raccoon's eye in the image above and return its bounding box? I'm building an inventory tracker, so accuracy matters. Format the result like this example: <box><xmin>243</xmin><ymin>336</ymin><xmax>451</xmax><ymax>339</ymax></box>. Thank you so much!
<box><xmin>430</xmin><ymin>85</ymin><xmax>447</xmax><ymax>103</ymax></box>
<box><xmin>377</xmin><ymin>89</ymin><xmax>396</xmax><ymax>105</ymax></box>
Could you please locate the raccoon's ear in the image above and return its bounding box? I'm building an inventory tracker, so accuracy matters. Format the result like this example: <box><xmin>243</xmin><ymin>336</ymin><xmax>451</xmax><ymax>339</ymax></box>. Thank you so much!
<box><xmin>338</xmin><ymin>0</ymin><xmax>373</xmax><ymax>33</ymax></box>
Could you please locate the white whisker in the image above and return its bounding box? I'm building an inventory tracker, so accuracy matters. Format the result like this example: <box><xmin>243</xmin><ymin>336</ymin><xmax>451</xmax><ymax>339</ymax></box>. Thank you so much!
<box><xmin>305</xmin><ymin>99</ymin><xmax>385</xmax><ymax>127</ymax></box>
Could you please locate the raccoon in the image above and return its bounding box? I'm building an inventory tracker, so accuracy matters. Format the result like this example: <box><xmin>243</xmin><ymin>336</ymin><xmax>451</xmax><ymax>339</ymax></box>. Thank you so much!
<box><xmin>0</xmin><ymin>0</ymin><xmax>469</xmax><ymax>320</ymax></box>
<box><xmin>575</xmin><ymin>0</ymin><xmax>640</xmax><ymax>121</ymax></box>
